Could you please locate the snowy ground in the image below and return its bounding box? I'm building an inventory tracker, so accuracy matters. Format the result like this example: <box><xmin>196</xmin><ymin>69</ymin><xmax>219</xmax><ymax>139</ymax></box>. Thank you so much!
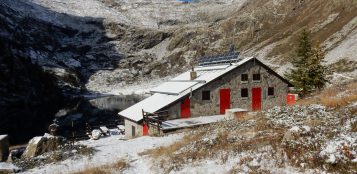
<box><xmin>0</xmin><ymin>162</ymin><xmax>20</xmax><ymax>173</ymax></box>
<box><xmin>21</xmin><ymin>133</ymin><xmax>183</xmax><ymax>174</ymax></box>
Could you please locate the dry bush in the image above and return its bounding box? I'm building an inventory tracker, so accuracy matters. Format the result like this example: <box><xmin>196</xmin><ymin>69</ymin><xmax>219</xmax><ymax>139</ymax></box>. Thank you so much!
<box><xmin>139</xmin><ymin>130</ymin><xmax>205</xmax><ymax>158</ymax></box>
<box><xmin>111</xmin><ymin>160</ymin><xmax>129</xmax><ymax>170</ymax></box>
<box><xmin>352</xmin><ymin>121</ymin><xmax>357</xmax><ymax>132</ymax></box>
<box><xmin>72</xmin><ymin>160</ymin><xmax>128</xmax><ymax>174</ymax></box>
<box><xmin>296</xmin><ymin>82</ymin><xmax>357</xmax><ymax>108</ymax></box>
<box><xmin>142</xmin><ymin>119</ymin><xmax>285</xmax><ymax>172</ymax></box>
<box><xmin>254</xmin><ymin>117</ymin><xmax>273</xmax><ymax>131</ymax></box>
<box><xmin>346</xmin><ymin>81</ymin><xmax>357</xmax><ymax>90</ymax></box>
<box><xmin>319</xmin><ymin>90</ymin><xmax>357</xmax><ymax>108</ymax></box>
<box><xmin>73</xmin><ymin>167</ymin><xmax>107</xmax><ymax>174</ymax></box>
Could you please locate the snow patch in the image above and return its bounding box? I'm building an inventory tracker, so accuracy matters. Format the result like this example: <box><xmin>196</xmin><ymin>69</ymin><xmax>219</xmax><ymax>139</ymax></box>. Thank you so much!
<box><xmin>24</xmin><ymin>133</ymin><xmax>183</xmax><ymax>174</ymax></box>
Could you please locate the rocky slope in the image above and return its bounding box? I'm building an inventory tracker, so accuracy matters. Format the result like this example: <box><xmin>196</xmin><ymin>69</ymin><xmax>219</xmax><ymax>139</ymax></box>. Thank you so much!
<box><xmin>1</xmin><ymin>0</ymin><xmax>356</xmax><ymax>95</ymax></box>
<box><xmin>84</xmin><ymin>0</ymin><xmax>357</xmax><ymax>93</ymax></box>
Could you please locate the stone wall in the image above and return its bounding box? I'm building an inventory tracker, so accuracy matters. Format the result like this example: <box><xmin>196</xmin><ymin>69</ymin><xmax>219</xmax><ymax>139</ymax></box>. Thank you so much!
<box><xmin>165</xmin><ymin>101</ymin><xmax>181</xmax><ymax>120</ymax></box>
<box><xmin>124</xmin><ymin>119</ymin><xmax>143</xmax><ymax>138</ymax></box>
<box><xmin>162</xmin><ymin>60</ymin><xmax>289</xmax><ymax>119</ymax></box>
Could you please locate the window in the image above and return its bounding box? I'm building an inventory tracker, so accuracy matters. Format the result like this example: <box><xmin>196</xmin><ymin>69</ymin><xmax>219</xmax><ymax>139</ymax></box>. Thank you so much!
<box><xmin>131</xmin><ymin>126</ymin><xmax>136</xmax><ymax>137</ymax></box>
<box><xmin>253</xmin><ymin>74</ymin><xmax>261</xmax><ymax>81</ymax></box>
<box><xmin>268</xmin><ymin>87</ymin><xmax>274</xmax><ymax>96</ymax></box>
<box><xmin>241</xmin><ymin>74</ymin><xmax>248</xmax><ymax>82</ymax></box>
<box><xmin>202</xmin><ymin>90</ymin><xmax>210</xmax><ymax>100</ymax></box>
<box><xmin>241</xmin><ymin>88</ymin><xmax>248</xmax><ymax>98</ymax></box>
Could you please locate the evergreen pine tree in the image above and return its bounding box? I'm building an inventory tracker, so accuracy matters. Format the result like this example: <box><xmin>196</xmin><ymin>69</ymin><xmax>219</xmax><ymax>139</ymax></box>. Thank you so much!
<box><xmin>285</xmin><ymin>29</ymin><xmax>329</xmax><ymax>95</ymax></box>
<box><xmin>286</xmin><ymin>29</ymin><xmax>313</xmax><ymax>94</ymax></box>
<box><xmin>309</xmin><ymin>44</ymin><xmax>329</xmax><ymax>90</ymax></box>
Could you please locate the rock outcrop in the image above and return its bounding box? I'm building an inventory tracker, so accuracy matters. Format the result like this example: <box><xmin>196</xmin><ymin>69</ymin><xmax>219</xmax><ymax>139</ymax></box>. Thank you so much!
<box><xmin>22</xmin><ymin>135</ymin><xmax>66</xmax><ymax>158</ymax></box>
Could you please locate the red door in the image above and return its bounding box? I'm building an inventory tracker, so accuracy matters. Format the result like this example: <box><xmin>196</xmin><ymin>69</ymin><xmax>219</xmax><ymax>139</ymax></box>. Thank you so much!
<box><xmin>180</xmin><ymin>97</ymin><xmax>190</xmax><ymax>118</ymax></box>
<box><xmin>220</xmin><ymin>89</ymin><xmax>231</xmax><ymax>114</ymax></box>
<box><xmin>252</xmin><ymin>87</ymin><xmax>262</xmax><ymax>111</ymax></box>
<box><xmin>142</xmin><ymin>123</ymin><xmax>148</xmax><ymax>136</ymax></box>
<box><xmin>287</xmin><ymin>94</ymin><xmax>295</xmax><ymax>106</ymax></box>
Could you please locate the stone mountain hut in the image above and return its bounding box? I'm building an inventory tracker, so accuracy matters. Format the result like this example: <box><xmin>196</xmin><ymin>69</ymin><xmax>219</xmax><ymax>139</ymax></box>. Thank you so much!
<box><xmin>118</xmin><ymin>51</ymin><xmax>293</xmax><ymax>138</ymax></box>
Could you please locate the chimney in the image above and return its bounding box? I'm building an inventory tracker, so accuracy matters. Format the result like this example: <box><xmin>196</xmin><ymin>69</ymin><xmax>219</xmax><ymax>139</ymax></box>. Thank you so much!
<box><xmin>190</xmin><ymin>67</ymin><xmax>197</xmax><ymax>80</ymax></box>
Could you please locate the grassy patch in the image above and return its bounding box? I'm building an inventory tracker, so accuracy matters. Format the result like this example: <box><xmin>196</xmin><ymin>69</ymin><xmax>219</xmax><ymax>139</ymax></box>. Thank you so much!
<box><xmin>72</xmin><ymin>159</ymin><xmax>129</xmax><ymax>174</ymax></box>
<box><xmin>296</xmin><ymin>81</ymin><xmax>357</xmax><ymax>108</ymax></box>
<box><xmin>142</xmin><ymin>118</ymin><xmax>286</xmax><ymax>172</ymax></box>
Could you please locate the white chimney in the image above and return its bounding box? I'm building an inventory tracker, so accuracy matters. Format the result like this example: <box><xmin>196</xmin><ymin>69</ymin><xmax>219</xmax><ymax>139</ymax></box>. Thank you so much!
<box><xmin>190</xmin><ymin>67</ymin><xmax>197</xmax><ymax>80</ymax></box>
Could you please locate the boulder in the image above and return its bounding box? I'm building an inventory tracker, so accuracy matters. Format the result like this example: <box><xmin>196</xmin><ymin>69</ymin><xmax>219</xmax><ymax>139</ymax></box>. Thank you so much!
<box><xmin>283</xmin><ymin>125</ymin><xmax>311</xmax><ymax>142</ymax></box>
<box><xmin>22</xmin><ymin>135</ymin><xmax>66</xmax><ymax>158</ymax></box>
<box><xmin>91</xmin><ymin>129</ymin><xmax>102</xmax><ymax>140</ymax></box>
<box><xmin>0</xmin><ymin>135</ymin><xmax>9</xmax><ymax>162</ymax></box>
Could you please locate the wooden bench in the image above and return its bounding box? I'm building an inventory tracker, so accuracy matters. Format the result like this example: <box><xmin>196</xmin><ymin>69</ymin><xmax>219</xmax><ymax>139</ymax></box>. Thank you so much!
<box><xmin>225</xmin><ymin>108</ymin><xmax>248</xmax><ymax>120</ymax></box>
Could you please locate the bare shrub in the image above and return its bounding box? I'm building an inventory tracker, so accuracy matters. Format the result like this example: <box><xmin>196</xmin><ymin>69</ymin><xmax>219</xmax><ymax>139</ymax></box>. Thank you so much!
<box><xmin>72</xmin><ymin>159</ymin><xmax>128</xmax><ymax>174</ymax></box>
<box><xmin>296</xmin><ymin>82</ymin><xmax>357</xmax><ymax>108</ymax></box>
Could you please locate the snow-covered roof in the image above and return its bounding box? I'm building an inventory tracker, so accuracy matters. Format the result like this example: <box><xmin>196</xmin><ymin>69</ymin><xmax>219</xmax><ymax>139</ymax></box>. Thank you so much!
<box><xmin>0</xmin><ymin>135</ymin><xmax>8</xmax><ymax>140</ymax></box>
<box><xmin>119</xmin><ymin>57</ymin><xmax>254</xmax><ymax>122</ymax></box>
<box><xmin>150</xmin><ymin>81</ymin><xmax>198</xmax><ymax>95</ymax></box>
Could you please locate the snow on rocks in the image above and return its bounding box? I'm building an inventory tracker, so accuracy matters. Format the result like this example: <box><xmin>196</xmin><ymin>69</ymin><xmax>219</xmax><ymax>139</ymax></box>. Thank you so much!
<box><xmin>265</xmin><ymin>104</ymin><xmax>336</xmax><ymax>128</ymax></box>
<box><xmin>22</xmin><ymin>136</ymin><xmax>66</xmax><ymax>158</ymax></box>
<box><xmin>91</xmin><ymin>129</ymin><xmax>102</xmax><ymax>140</ymax></box>
<box><xmin>319</xmin><ymin>132</ymin><xmax>357</xmax><ymax>164</ymax></box>
<box><xmin>283</xmin><ymin>125</ymin><xmax>313</xmax><ymax>143</ymax></box>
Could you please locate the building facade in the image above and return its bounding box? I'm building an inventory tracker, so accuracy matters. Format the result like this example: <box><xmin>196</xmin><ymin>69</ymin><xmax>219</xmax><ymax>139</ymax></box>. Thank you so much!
<box><xmin>119</xmin><ymin>57</ymin><xmax>293</xmax><ymax>138</ymax></box>
<box><xmin>163</xmin><ymin>59</ymin><xmax>290</xmax><ymax>119</ymax></box>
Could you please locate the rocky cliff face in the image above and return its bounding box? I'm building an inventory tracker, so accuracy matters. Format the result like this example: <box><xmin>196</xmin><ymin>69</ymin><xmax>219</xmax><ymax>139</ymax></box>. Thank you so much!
<box><xmin>0</xmin><ymin>36</ymin><xmax>64</xmax><ymax>144</ymax></box>
<box><xmin>0</xmin><ymin>1</ymin><xmax>120</xmax><ymax>93</ymax></box>
<box><xmin>0</xmin><ymin>0</ymin><xmax>176</xmax><ymax>92</ymax></box>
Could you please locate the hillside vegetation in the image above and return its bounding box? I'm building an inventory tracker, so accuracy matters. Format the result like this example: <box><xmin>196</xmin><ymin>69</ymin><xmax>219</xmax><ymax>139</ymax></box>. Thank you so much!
<box><xmin>141</xmin><ymin>81</ymin><xmax>357</xmax><ymax>173</ymax></box>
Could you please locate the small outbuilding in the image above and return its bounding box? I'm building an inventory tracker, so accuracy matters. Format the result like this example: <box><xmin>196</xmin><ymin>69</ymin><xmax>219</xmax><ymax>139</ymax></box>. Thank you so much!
<box><xmin>118</xmin><ymin>51</ymin><xmax>293</xmax><ymax>138</ymax></box>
